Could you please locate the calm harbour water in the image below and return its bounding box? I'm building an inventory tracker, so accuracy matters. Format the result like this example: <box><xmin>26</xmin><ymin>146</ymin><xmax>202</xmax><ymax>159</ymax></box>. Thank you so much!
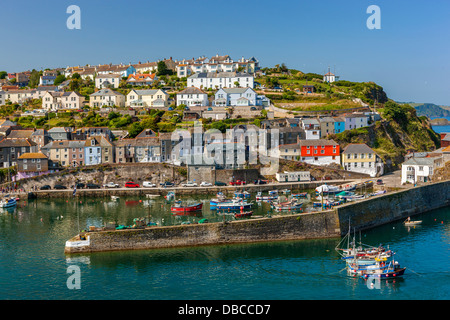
<box><xmin>0</xmin><ymin>195</ymin><xmax>449</xmax><ymax>300</ymax></box>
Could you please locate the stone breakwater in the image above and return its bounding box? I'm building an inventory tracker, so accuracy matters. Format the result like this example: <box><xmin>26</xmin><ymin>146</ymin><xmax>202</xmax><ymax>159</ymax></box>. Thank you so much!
<box><xmin>64</xmin><ymin>180</ymin><xmax>450</xmax><ymax>254</ymax></box>
<box><xmin>64</xmin><ymin>211</ymin><xmax>341</xmax><ymax>254</ymax></box>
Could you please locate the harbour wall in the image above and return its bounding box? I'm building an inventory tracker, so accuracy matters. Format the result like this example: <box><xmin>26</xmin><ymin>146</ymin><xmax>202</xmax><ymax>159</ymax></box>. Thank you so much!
<box><xmin>64</xmin><ymin>180</ymin><xmax>450</xmax><ymax>254</ymax></box>
<box><xmin>64</xmin><ymin>210</ymin><xmax>341</xmax><ymax>254</ymax></box>
<box><xmin>335</xmin><ymin>179</ymin><xmax>450</xmax><ymax>233</ymax></box>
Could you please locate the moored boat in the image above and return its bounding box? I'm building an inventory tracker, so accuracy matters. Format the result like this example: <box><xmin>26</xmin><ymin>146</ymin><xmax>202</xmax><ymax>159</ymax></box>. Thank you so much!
<box><xmin>171</xmin><ymin>202</ymin><xmax>203</xmax><ymax>213</ymax></box>
<box><xmin>271</xmin><ymin>199</ymin><xmax>303</xmax><ymax>211</ymax></box>
<box><xmin>316</xmin><ymin>183</ymin><xmax>356</xmax><ymax>196</ymax></box>
<box><xmin>404</xmin><ymin>220</ymin><xmax>422</xmax><ymax>226</ymax></box>
<box><xmin>256</xmin><ymin>192</ymin><xmax>278</xmax><ymax>201</ymax></box>
<box><xmin>336</xmin><ymin>225</ymin><xmax>405</xmax><ymax>279</ymax></box>
<box><xmin>292</xmin><ymin>192</ymin><xmax>308</xmax><ymax>198</ymax></box>
<box><xmin>0</xmin><ymin>197</ymin><xmax>17</xmax><ymax>208</ymax></box>
<box><xmin>235</xmin><ymin>211</ymin><xmax>253</xmax><ymax>218</ymax></box>
<box><xmin>215</xmin><ymin>199</ymin><xmax>253</xmax><ymax>211</ymax></box>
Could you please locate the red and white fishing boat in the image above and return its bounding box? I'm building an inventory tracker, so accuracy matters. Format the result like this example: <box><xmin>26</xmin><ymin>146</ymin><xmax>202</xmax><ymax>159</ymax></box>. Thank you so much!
<box><xmin>171</xmin><ymin>202</ymin><xmax>203</xmax><ymax>214</ymax></box>
<box><xmin>235</xmin><ymin>211</ymin><xmax>253</xmax><ymax>218</ymax></box>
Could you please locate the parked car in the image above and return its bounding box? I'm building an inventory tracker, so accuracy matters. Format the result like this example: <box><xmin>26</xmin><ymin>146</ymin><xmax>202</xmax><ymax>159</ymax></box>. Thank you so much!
<box><xmin>143</xmin><ymin>181</ymin><xmax>156</xmax><ymax>188</ymax></box>
<box><xmin>103</xmin><ymin>182</ymin><xmax>119</xmax><ymax>188</ymax></box>
<box><xmin>200</xmin><ymin>181</ymin><xmax>212</xmax><ymax>187</ymax></box>
<box><xmin>214</xmin><ymin>181</ymin><xmax>227</xmax><ymax>186</ymax></box>
<box><xmin>76</xmin><ymin>183</ymin><xmax>85</xmax><ymax>189</ymax></box>
<box><xmin>86</xmin><ymin>184</ymin><xmax>100</xmax><ymax>189</ymax></box>
<box><xmin>53</xmin><ymin>185</ymin><xmax>67</xmax><ymax>190</ymax></box>
<box><xmin>376</xmin><ymin>179</ymin><xmax>384</xmax><ymax>185</ymax></box>
<box><xmin>181</xmin><ymin>181</ymin><xmax>198</xmax><ymax>187</ymax></box>
<box><xmin>160</xmin><ymin>181</ymin><xmax>175</xmax><ymax>188</ymax></box>
<box><xmin>254</xmin><ymin>179</ymin><xmax>268</xmax><ymax>185</ymax></box>
<box><xmin>125</xmin><ymin>181</ymin><xmax>140</xmax><ymax>188</ymax></box>
<box><xmin>40</xmin><ymin>185</ymin><xmax>51</xmax><ymax>190</ymax></box>
<box><xmin>229</xmin><ymin>180</ymin><xmax>246</xmax><ymax>186</ymax></box>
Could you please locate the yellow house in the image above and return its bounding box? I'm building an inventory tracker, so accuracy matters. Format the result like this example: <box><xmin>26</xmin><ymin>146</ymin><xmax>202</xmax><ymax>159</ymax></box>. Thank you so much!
<box><xmin>126</xmin><ymin>89</ymin><xmax>169</xmax><ymax>108</ymax></box>
<box><xmin>341</xmin><ymin>143</ymin><xmax>384</xmax><ymax>178</ymax></box>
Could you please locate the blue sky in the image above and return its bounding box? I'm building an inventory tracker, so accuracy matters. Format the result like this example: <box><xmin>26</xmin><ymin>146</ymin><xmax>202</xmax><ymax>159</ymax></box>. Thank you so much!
<box><xmin>1</xmin><ymin>0</ymin><xmax>450</xmax><ymax>105</ymax></box>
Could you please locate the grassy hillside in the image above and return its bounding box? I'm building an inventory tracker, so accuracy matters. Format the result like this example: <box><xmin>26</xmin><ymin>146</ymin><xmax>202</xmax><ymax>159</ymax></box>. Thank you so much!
<box><xmin>329</xmin><ymin>101</ymin><xmax>440</xmax><ymax>171</ymax></box>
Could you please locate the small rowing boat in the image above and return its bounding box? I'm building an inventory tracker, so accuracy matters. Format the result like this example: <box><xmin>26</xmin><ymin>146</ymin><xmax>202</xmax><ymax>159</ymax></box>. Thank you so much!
<box><xmin>404</xmin><ymin>220</ymin><xmax>422</xmax><ymax>226</ymax></box>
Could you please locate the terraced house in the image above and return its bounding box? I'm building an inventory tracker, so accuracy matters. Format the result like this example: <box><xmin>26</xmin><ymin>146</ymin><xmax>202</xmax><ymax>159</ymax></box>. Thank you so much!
<box><xmin>0</xmin><ymin>138</ymin><xmax>38</xmax><ymax>168</ymax></box>
<box><xmin>113</xmin><ymin>137</ymin><xmax>160</xmax><ymax>163</ymax></box>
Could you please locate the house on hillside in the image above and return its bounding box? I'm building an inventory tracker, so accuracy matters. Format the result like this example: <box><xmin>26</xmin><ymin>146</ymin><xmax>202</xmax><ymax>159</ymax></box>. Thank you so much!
<box><xmin>187</xmin><ymin>72</ymin><xmax>254</xmax><ymax>90</ymax></box>
<box><xmin>301</xmin><ymin>119</ymin><xmax>320</xmax><ymax>140</ymax></box>
<box><xmin>16</xmin><ymin>152</ymin><xmax>58</xmax><ymax>180</ymax></box>
<box><xmin>90</xmin><ymin>88</ymin><xmax>125</xmax><ymax>108</ymax></box>
<box><xmin>126</xmin><ymin>73</ymin><xmax>157</xmax><ymax>86</ymax></box>
<box><xmin>298</xmin><ymin>139</ymin><xmax>340</xmax><ymax>166</ymax></box>
<box><xmin>343</xmin><ymin>113</ymin><xmax>369</xmax><ymax>131</ymax></box>
<box><xmin>341</xmin><ymin>143</ymin><xmax>384</xmax><ymax>177</ymax></box>
<box><xmin>401</xmin><ymin>156</ymin><xmax>443</xmax><ymax>185</ymax></box>
<box><xmin>176</xmin><ymin>87</ymin><xmax>209</xmax><ymax>107</ymax></box>
<box><xmin>126</xmin><ymin>89</ymin><xmax>168</xmax><ymax>108</ymax></box>
<box><xmin>95</xmin><ymin>74</ymin><xmax>121</xmax><ymax>89</ymax></box>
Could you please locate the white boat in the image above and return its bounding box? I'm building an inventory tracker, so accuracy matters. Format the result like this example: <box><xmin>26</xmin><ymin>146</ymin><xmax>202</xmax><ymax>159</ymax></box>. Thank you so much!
<box><xmin>256</xmin><ymin>192</ymin><xmax>278</xmax><ymax>201</ymax></box>
<box><xmin>316</xmin><ymin>183</ymin><xmax>356</xmax><ymax>195</ymax></box>
<box><xmin>404</xmin><ymin>220</ymin><xmax>422</xmax><ymax>226</ymax></box>
<box><xmin>0</xmin><ymin>197</ymin><xmax>17</xmax><ymax>208</ymax></box>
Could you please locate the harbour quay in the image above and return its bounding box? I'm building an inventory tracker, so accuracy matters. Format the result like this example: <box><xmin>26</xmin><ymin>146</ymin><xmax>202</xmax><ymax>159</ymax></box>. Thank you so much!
<box><xmin>30</xmin><ymin>179</ymin><xmax>353</xmax><ymax>199</ymax></box>
<box><xmin>64</xmin><ymin>179</ymin><xmax>450</xmax><ymax>254</ymax></box>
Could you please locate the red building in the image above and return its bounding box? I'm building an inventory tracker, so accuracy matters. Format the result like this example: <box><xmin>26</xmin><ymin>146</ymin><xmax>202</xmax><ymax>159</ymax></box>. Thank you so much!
<box><xmin>298</xmin><ymin>139</ymin><xmax>340</xmax><ymax>166</ymax></box>
<box><xmin>440</xmin><ymin>133</ymin><xmax>450</xmax><ymax>148</ymax></box>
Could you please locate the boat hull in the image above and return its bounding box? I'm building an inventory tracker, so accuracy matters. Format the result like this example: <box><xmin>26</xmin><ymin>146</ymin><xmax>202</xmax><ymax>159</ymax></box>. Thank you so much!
<box><xmin>215</xmin><ymin>203</ymin><xmax>253</xmax><ymax>211</ymax></box>
<box><xmin>171</xmin><ymin>203</ymin><xmax>203</xmax><ymax>213</ymax></box>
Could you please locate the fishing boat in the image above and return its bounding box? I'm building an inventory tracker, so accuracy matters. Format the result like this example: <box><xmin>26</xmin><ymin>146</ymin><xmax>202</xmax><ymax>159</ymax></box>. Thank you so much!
<box><xmin>315</xmin><ymin>183</ymin><xmax>356</xmax><ymax>196</ymax></box>
<box><xmin>336</xmin><ymin>225</ymin><xmax>405</xmax><ymax>279</ymax></box>
<box><xmin>234</xmin><ymin>211</ymin><xmax>253</xmax><ymax>218</ymax></box>
<box><xmin>234</xmin><ymin>191</ymin><xmax>251</xmax><ymax>199</ymax></box>
<box><xmin>170</xmin><ymin>202</ymin><xmax>203</xmax><ymax>213</ymax></box>
<box><xmin>368</xmin><ymin>190</ymin><xmax>387</xmax><ymax>197</ymax></box>
<box><xmin>345</xmin><ymin>195</ymin><xmax>366</xmax><ymax>202</ymax></box>
<box><xmin>0</xmin><ymin>197</ymin><xmax>17</xmax><ymax>208</ymax></box>
<box><xmin>347</xmin><ymin>259</ymin><xmax>406</xmax><ymax>279</ymax></box>
<box><xmin>271</xmin><ymin>199</ymin><xmax>303</xmax><ymax>211</ymax></box>
<box><xmin>165</xmin><ymin>191</ymin><xmax>175</xmax><ymax>201</ymax></box>
<box><xmin>256</xmin><ymin>192</ymin><xmax>278</xmax><ymax>201</ymax></box>
<box><xmin>292</xmin><ymin>192</ymin><xmax>308</xmax><ymax>198</ymax></box>
<box><xmin>210</xmin><ymin>192</ymin><xmax>232</xmax><ymax>207</ymax></box>
<box><xmin>280</xmin><ymin>189</ymin><xmax>291</xmax><ymax>194</ymax></box>
<box><xmin>215</xmin><ymin>199</ymin><xmax>253</xmax><ymax>211</ymax></box>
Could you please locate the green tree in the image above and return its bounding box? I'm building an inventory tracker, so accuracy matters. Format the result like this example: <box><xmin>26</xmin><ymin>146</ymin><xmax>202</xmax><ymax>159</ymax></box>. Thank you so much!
<box><xmin>54</xmin><ymin>74</ymin><xmax>66</xmax><ymax>86</ymax></box>
<box><xmin>128</xmin><ymin>122</ymin><xmax>143</xmax><ymax>138</ymax></box>
<box><xmin>0</xmin><ymin>71</ymin><xmax>7</xmax><ymax>79</ymax></box>
<box><xmin>28</xmin><ymin>69</ymin><xmax>41</xmax><ymax>88</ymax></box>
<box><xmin>157</xmin><ymin>61</ymin><xmax>173</xmax><ymax>76</ymax></box>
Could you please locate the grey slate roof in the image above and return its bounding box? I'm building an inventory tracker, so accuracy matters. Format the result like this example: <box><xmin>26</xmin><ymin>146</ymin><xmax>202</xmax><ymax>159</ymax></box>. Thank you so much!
<box><xmin>342</xmin><ymin>143</ymin><xmax>375</xmax><ymax>154</ymax></box>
